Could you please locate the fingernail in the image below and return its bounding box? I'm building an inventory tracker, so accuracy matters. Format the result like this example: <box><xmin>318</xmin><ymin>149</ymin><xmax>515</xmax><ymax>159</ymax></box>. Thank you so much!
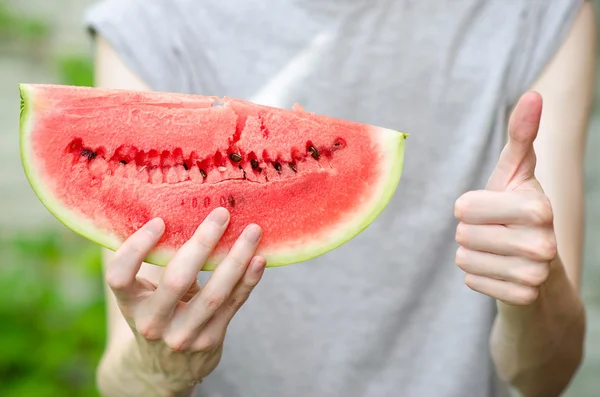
<box><xmin>208</xmin><ymin>207</ymin><xmax>229</xmax><ymax>226</ymax></box>
<box><xmin>143</xmin><ymin>218</ymin><xmax>165</xmax><ymax>237</ymax></box>
<box><xmin>244</xmin><ymin>224</ymin><xmax>262</xmax><ymax>243</ymax></box>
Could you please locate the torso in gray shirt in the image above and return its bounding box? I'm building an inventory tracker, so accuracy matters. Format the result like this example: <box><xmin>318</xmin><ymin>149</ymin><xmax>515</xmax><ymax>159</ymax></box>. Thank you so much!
<box><xmin>85</xmin><ymin>1</ymin><xmax>582</xmax><ymax>396</ymax></box>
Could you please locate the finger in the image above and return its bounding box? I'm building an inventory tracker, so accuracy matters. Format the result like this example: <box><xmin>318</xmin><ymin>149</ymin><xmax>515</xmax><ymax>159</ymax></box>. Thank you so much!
<box><xmin>455</xmin><ymin>222</ymin><xmax>557</xmax><ymax>261</ymax></box>
<box><xmin>454</xmin><ymin>190</ymin><xmax>553</xmax><ymax>226</ymax></box>
<box><xmin>183</xmin><ymin>224</ymin><xmax>262</xmax><ymax>322</ymax></box>
<box><xmin>105</xmin><ymin>218</ymin><xmax>165</xmax><ymax>302</ymax></box>
<box><xmin>165</xmin><ymin>224</ymin><xmax>263</xmax><ymax>346</ymax></box>
<box><xmin>187</xmin><ymin>256</ymin><xmax>266</xmax><ymax>352</ymax></box>
<box><xmin>464</xmin><ymin>274</ymin><xmax>539</xmax><ymax>306</ymax></box>
<box><xmin>487</xmin><ymin>91</ymin><xmax>542</xmax><ymax>191</ymax></box>
<box><xmin>455</xmin><ymin>247</ymin><xmax>550</xmax><ymax>287</ymax></box>
<box><xmin>208</xmin><ymin>256</ymin><xmax>266</xmax><ymax>329</ymax></box>
<box><xmin>141</xmin><ymin>207</ymin><xmax>231</xmax><ymax>326</ymax></box>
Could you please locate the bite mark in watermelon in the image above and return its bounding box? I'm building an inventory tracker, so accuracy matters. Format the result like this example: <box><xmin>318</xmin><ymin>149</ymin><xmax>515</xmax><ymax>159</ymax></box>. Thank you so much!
<box><xmin>19</xmin><ymin>84</ymin><xmax>408</xmax><ymax>270</ymax></box>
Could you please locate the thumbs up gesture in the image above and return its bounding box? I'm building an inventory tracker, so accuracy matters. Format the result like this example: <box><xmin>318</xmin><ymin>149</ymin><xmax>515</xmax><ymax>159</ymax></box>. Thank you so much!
<box><xmin>454</xmin><ymin>92</ymin><xmax>558</xmax><ymax>306</ymax></box>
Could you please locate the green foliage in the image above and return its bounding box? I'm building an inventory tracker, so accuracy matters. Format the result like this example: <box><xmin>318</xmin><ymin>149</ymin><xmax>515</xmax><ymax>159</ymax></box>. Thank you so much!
<box><xmin>56</xmin><ymin>55</ymin><xmax>94</xmax><ymax>87</ymax></box>
<box><xmin>0</xmin><ymin>1</ymin><xmax>50</xmax><ymax>43</ymax></box>
<box><xmin>0</xmin><ymin>231</ymin><xmax>106</xmax><ymax>397</ymax></box>
<box><xmin>0</xmin><ymin>3</ymin><xmax>102</xmax><ymax>396</ymax></box>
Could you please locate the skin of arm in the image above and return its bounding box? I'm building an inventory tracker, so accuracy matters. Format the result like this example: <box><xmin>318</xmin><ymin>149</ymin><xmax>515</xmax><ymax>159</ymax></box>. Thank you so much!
<box><xmin>93</xmin><ymin>2</ymin><xmax>595</xmax><ymax>394</ymax></box>
<box><xmin>93</xmin><ymin>36</ymin><xmax>267</xmax><ymax>397</ymax></box>
<box><xmin>455</xmin><ymin>2</ymin><xmax>596</xmax><ymax>396</ymax></box>
<box><xmin>495</xmin><ymin>2</ymin><xmax>596</xmax><ymax>395</ymax></box>
<box><xmin>92</xmin><ymin>35</ymin><xmax>173</xmax><ymax>394</ymax></box>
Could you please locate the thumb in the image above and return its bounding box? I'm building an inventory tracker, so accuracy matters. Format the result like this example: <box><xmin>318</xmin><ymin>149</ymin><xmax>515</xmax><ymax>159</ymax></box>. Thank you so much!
<box><xmin>487</xmin><ymin>91</ymin><xmax>543</xmax><ymax>191</ymax></box>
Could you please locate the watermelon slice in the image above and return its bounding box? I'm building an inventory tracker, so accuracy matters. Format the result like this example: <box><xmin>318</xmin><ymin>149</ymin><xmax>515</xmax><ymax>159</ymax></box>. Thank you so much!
<box><xmin>19</xmin><ymin>84</ymin><xmax>408</xmax><ymax>270</ymax></box>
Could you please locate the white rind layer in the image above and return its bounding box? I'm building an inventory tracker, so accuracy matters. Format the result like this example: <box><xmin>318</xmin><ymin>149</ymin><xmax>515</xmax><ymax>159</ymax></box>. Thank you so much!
<box><xmin>19</xmin><ymin>83</ymin><xmax>408</xmax><ymax>270</ymax></box>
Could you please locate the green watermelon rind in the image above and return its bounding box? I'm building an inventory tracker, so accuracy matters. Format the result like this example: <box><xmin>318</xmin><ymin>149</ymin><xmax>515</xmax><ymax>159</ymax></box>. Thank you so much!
<box><xmin>20</xmin><ymin>84</ymin><xmax>124</xmax><ymax>252</ymax></box>
<box><xmin>147</xmin><ymin>128</ymin><xmax>407</xmax><ymax>270</ymax></box>
<box><xmin>19</xmin><ymin>83</ymin><xmax>408</xmax><ymax>270</ymax></box>
<box><xmin>240</xmin><ymin>128</ymin><xmax>408</xmax><ymax>269</ymax></box>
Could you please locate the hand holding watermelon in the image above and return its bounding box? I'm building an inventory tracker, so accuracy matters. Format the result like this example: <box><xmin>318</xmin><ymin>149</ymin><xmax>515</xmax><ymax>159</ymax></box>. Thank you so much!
<box><xmin>100</xmin><ymin>207</ymin><xmax>266</xmax><ymax>394</ymax></box>
<box><xmin>453</xmin><ymin>92</ymin><xmax>558</xmax><ymax>306</ymax></box>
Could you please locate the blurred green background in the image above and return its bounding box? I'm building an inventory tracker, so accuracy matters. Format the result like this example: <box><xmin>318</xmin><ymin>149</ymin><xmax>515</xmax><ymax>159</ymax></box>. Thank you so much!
<box><xmin>0</xmin><ymin>1</ymin><xmax>599</xmax><ymax>396</ymax></box>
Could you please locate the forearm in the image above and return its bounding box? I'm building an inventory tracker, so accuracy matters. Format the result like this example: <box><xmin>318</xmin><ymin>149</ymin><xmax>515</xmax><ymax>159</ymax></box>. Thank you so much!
<box><xmin>95</xmin><ymin>36</ymin><xmax>190</xmax><ymax>397</ymax></box>
<box><xmin>98</xmin><ymin>252</ymin><xmax>197</xmax><ymax>397</ymax></box>
<box><xmin>490</xmin><ymin>255</ymin><xmax>585</xmax><ymax>397</ymax></box>
<box><xmin>97</xmin><ymin>337</ymin><xmax>197</xmax><ymax>397</ymax></box>
<box><xmin>489</xmin><ymin>3</ymin><xmax>594</xmax><ymax>394</ymax></box>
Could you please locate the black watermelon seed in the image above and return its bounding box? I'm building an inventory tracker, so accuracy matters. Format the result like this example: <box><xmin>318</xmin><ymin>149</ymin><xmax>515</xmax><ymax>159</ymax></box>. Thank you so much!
<box><xmin>119</xmin><ymin>160</ymin><xmax>127</xmax><ymax>165</ymax></box>
<box><xmin>183</xmin><ymin>163</ymin><xmax>189</xmax><ymax>170</ymax></box>
<box><xmin>308</xmin><ymin>146</ymin><xmax>320</xmax><ymax>160</ymax></box>
<box><xmin>250</xmin><ymin>159</ymin><xmax>259</xmax><ymax>169</ymax></box>
<box><xmin>229</xmin><ymin>153</ymin><xmax>242</xmax><ymax>162</ymax></box>
<box><xmin>273</xmin><ymin>162</ymin><xmax>282</xmax><ymax>172</ymax></box>
<box><xmin>289</xmin><ymin>163</ymin><xmax>297</xmax><ymax>172</ymax></box>
<box><xmin>199</xmin><ymin>169</ymin><xmax>207</xmax><ymax>178</ymax></box>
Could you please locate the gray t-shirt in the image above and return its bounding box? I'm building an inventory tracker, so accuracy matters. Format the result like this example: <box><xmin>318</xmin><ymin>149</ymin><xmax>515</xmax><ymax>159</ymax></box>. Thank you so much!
<box><xmin>85</xmin><ymin>1</ymin><xmax>582</xmax><ymax>396</ymax></box>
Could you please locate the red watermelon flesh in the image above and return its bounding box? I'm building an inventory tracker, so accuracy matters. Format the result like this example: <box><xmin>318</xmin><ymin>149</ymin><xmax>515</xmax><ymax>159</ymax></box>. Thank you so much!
<box><xmin>19</xmin><ymin>84</ymin><xmax>408</xmax><ymax>269</ymax></box>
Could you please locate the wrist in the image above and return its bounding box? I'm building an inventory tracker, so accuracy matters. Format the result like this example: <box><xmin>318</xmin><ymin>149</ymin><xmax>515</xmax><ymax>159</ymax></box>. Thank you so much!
<box><xmin>491</xmin><ymin>255</ymin><xmax>585</xmax><ymax>389</ymax></box>
<box><xmin>497</xmin><ymin>255</ymin><xmax>582</xmax><ymax>333</ymax></box>
<box><xmin>97</xmin><ymin>340</ymin><xmax>196</xmax><ymax>397</ymax></box>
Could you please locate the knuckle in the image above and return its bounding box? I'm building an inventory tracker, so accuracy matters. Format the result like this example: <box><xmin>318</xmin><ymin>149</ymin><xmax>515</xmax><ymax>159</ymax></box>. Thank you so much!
<box><xmin>129</xmin><ymin>242</ymin><xmax>147</xmax><ymax>256</ymax></box>
<box><xmin>542</xmin><ymin>234</ymin><xmax>559</xmax><ymax>260</ymax></box>
<box><xmin>454</xmin><ymin>193</ymin><xmax>473</xmax><ymax>219</ymax></box>
<box><xmin>125</xmin><ymin>235</ymin><xmax>151</xmax><ymax>257</ymax></box>
<box><xmin>532</xmin><ymin>234</ymin><xmax>557</xmax><ymax>261</ymax></box>
<box><xmin>227</xmin><ymin>294</ymin><xmax>249</xmax><ymax>312</ymax></box>
<box><xmin>108</xmin><ymin>250</ymin><xmax>128</xmax><ymax>267</ymax></box>
<box><xmin>515</xmin><ymin>263</ymin><xmax>550</xmax><ymax>287</ymax></box>
<box><xmin>136</xmin><ymin>320</ymin><xmax>162</xmax><ymax>341</ymax></box>
<box><xmin>194</xmin><ymin>230</ymin><xmax>218</xmax><ymax>251</ymax></box>
<box><xmin>164</xmin><ymin>334</ymin><xmax>190</xmax><ymax>352</ymax></box>
<box><xmin>512</xmin><ymin>286</ymin><xmax>539</xmax><ymax>306</ymax></box>
<box><xmin>528</xmin><ymin>197</ymin><xmax>554</xmax><ymax>225</ymax></box>
<box><xmin>229</xmin><ymin>255</ymin><xmax>250</xmax><ymax>270</ymax></box>
<box><xmin>194</xmin><ymin>333</ymin><xmax>223</xmax><ymax>352</ymax></box>
<box><xmin>454</xmin><ymin>247</ymin><xmax>470</xmax><ymax>271</ymax></box>
<box><xmin>105</xmin><ymin>269</ymin><xmax>130</xmax><ymax>292</ymax></box>
<box><xmin>463</xmin><ymin>273</ymin><xmax>477</xmax><ymax>290</ymax></box>
<box><xmin>455</xmin><ymin>222</ymin><xmax>469</xmax><ymax>245</ymax></box>
<box><xmin>242</xmin><ymin>273</ymin><xmax>261</xmax><ymax>290</ymax></box>
<box><xmin>162</xmin><ymin>275</ymin><xmax>193</xmax><ymax>298</ymax></box>
<box><xmin>203</xmin><ymin>292</ymin><xmax>226</xmax><ymax>312</ymax></box>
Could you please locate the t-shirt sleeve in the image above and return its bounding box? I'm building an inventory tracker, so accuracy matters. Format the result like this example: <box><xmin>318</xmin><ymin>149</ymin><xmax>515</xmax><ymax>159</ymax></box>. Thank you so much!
<box><xmin>507</xmin><ymin>0</ymin><xmax>584</xmax><ymax>106</ymax></box>
<box><xmin>84</xmin><ymin>0</ymin><xmax>192</xmax><ymax>93</ymax></box>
